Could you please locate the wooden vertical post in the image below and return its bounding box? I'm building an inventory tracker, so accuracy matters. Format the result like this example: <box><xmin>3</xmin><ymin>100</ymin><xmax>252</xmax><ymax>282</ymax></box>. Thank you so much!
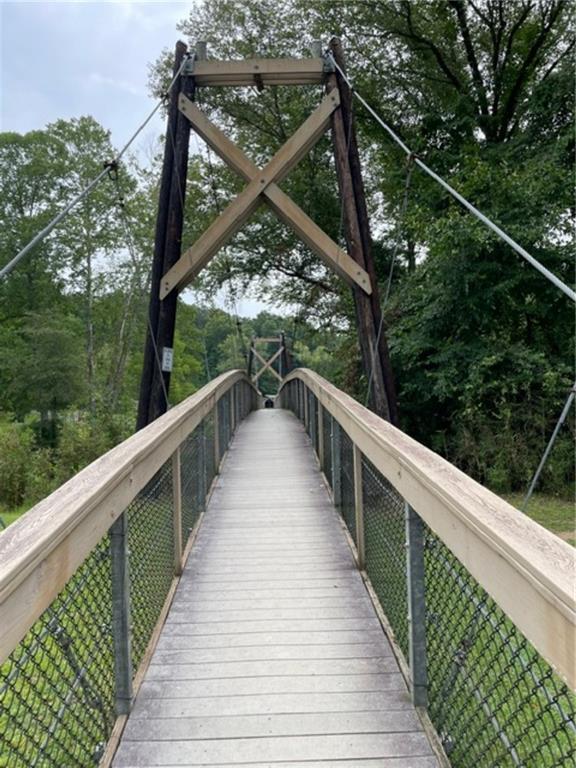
<box><xmin>353</xmin><ymin>445</ymin><xmax>365</xmax><ymax>569</ymax></box>
<box><xmin>136</xmin><ymin>41</ymin><xmax>188</xmax><ymax>430</ymax></box>
<box><xmin>137</xmin><ymin>41</ymin><xmax>194</xmax><ymax>428</ymax></box>
<box><xmin>172</xmin><ymin>448</ymin><xmax>183</xmax><ymax>575</ymax></box>
<box><xmin>327</xmin><ymin>38</ymin><xmax>398</xmax><ymax>425</ymax></box>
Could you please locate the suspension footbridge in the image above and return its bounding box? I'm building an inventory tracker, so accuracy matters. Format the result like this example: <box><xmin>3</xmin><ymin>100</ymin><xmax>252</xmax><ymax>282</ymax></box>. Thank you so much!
<box><xmin>0</xmin><ymin>40</ymin><xmax>574</xmax><ymax>768</ymax></box>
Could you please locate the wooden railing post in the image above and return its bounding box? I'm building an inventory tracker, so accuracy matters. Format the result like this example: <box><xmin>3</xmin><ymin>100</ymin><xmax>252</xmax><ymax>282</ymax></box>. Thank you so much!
<box><xmin>172</xmin><ymin>448</ymin><xmax>183</xmax><ymax>575</ymax></box>
<box><xmin>353</xmin><ymin>445</ymin><xmax>365</xmax><ymax>569</ymax></box>
<box><xmin>405</xmin><ymin>501</ymin><xmax>428</xmax><ymax>708</ymax></box>
<box><xmin>110</xmin><ymin>513</ymin><xmax>133</xmax><ymax>715</ymax></box>
<box><xmin>303</xmin><ymin>386</ymin><xmax>309</xmax><ymax>432</ymax></box>
<box><xmin>331</xmin><ymin>417</ymin><xmax>342</xmax><ymax>507</ymax></box>
<box><xmin>317</xmin><ymin>403</ymin><xmax>325</xmax><ymax>468</ymax></box>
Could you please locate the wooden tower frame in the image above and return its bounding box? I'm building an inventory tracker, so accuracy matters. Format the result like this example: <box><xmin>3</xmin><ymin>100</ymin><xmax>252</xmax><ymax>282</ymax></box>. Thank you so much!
<box><xmin>138</xmin><ymin>39</ymin><xmax>397</xmax><ymax>428</ymax></box>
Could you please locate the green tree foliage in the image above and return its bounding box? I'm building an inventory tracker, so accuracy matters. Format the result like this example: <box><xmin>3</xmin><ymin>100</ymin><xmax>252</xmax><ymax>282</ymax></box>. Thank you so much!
<box><xmin>148</xmin><ymin>0</ymin><xmax>574</xmax><ymax>492</ymax></box>
<box><xmin>0</xmin><ymin>1</ymin><xmax>572</xmax><ymax>516</ymax></box>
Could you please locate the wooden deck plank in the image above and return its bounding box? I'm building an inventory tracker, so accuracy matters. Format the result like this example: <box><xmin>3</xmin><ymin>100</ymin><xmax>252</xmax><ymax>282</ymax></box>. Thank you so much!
<box><xmin>113</xmin><ymin>732</ymin><xmax>434</xmax><ymax>764</ymax></box>
<box><xmin>113</xmin><ymin>410</ymin><xmax>438</xmax><ymax>767</ymax></box>
<box><xmin>155</xmin><ymin>630</ymin><xmax>387</xmax><ymax>649</ymax></box>
<box><xmin>135</xmin><ymin>673</ymin><xmax>409</xmax><ymax>699</ymax></box>
<box><xmin>131</xmin><ymin>690</ymin><xmax>412</xmax><ymax>718</ymax></box>
<box><xmin>121</xmin><ymin>710</ymin><xmax>422</xmax><ymax>741</ymax></box>
<box><xmin>115</xmin><ymin>760</ymin><xmax>438</xmax><ymax>768</ymax></box>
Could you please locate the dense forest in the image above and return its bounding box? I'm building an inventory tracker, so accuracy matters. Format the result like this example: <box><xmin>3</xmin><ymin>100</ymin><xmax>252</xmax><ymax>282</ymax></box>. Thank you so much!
<box><xmin>0</xmin><ymin>0</ymin><xmax>573</xmax><ymax>519</ymax></box>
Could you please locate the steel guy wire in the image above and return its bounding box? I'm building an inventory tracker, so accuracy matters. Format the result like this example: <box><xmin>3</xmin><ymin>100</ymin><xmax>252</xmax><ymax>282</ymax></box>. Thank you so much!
<box><xmin>111</xmin><ymin>172</ymin><xmax>171</xmax><ymax>411</ymax></box>
<box><xmin>0</xmin><ymin>56</ymin><xmax>189</xmax><ymax>282</ymax></box>
<box><xmin>522</xmin><ymin>380</ymin><xmax>576</xmax><ymax>512</ymax></box>
<box><xmin>326</xmin><ymin>53</ymin><xmax>576</xmax><ymax>304</ymax></box>
<box><xmin>365</xmin><ymin>155</ymin><xmax>414</xmax><ymax>407</ymax></box>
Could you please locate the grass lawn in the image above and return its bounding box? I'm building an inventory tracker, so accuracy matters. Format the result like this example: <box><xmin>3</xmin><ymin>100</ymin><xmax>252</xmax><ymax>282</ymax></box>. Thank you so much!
<box><xmin>0</xmin><ymin>504</ymin><xmax>29</xmax><ymax>531</ymax></box>
<box><xmin>502</xmin><ymin>492</ymin><xmax>575</xmax><ymax>546</ymax></box>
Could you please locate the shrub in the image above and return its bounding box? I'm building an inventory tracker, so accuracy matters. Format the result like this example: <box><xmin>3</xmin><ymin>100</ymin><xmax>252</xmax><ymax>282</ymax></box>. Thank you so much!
<box><xmin>0</xmin><ymin>418</ymin><xmax>35</xmax><ymax>508</ymax></box>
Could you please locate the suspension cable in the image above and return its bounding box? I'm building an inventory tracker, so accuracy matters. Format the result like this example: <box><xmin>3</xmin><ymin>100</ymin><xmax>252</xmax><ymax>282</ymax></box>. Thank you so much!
<box><xmin>0</xmin><ymin>57</ymin><xmax>189</xmax><ymax>282</ymax></box>
<box><xmin>110</xmin><ymin>169</ymin><xmax>171</xmax><ymax>411</ymax></box>
<box><xmin>522</xmin><ymin>381</ymin><xmax>576</xmax><ymax>512</ymax></box>
<box><xmin>365</xmin><ymin>154</ymin><xmax>414</xmax><ymax>407</ymax></box>
<box><xmin>326</xmin><ymin>53</ymin><xmax>576</xmax><ymax>304</ymax></box>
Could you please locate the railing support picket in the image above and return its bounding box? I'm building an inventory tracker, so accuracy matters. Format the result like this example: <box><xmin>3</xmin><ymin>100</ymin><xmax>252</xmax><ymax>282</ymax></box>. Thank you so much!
<box><xmin>317</xmin><ymin>403</ymin><xmax>324</xmax><ymax>468</ymax></box>
<box><xmin>353</xmin><ymin>445</ymin><xmax>365</xmax><ymax>569</ymax></box>
<box><xmin>199</xmin><ymin>420</ymin><xmax>207</xmax><ymax>509</ymax></box>
<box><xmin>331</xmin><ymin>418</ymin><xmax>342</xmax><ymax>507</ymax></box>
<box><xmin>172</xmin><ymin>448</ymin><xmax>183</xmax><ymax>575</ymax></box>
<box><xmin>213</xmin><ymin>403</ymin><xmax>220</xmax><ymax>472</ymax></box>
<box><xmin>405</xmin><ymin>501</ymin><xmax>428</xmax><ymax>708</ymax></box>
<box><xmin>110</xmin><ymin>513</ymin><xmax>133</xmax><ymax>715</ymax></box>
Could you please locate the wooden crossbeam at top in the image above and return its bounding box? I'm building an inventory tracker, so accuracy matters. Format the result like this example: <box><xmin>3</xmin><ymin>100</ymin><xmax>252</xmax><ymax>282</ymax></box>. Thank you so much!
<box><xmin>189</xmin><ymin>58</ymin><xmax>327</xmax><ymax>87</ymax></box>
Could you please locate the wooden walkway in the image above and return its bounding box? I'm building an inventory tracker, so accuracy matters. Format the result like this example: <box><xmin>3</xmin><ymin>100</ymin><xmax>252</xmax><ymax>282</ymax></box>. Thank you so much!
<box><xmin>113</xmin><ymin>409</ymin><xmax>439</xmax><ymax>767</ymax></box>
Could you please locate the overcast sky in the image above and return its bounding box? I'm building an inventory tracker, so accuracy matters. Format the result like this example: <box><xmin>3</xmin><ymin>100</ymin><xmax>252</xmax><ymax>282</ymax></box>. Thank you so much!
<box><xmin>0</xmin><ymin>0</ymin><xmax>273</xmax><ymax>317</ymax></box>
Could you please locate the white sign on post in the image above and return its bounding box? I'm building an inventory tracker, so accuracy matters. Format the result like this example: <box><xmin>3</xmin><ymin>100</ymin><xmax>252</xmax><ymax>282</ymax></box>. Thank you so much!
<box><xmin>161</xmin><ymin>347</ymin><xmax>174</xmax><ymax>372</ymax></box>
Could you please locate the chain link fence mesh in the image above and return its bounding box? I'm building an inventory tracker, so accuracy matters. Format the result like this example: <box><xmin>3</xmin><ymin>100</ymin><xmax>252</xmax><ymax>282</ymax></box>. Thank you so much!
<box><xmin>338</xmin><ymin>428</ymin><xmax>356</xmax><ymax>544</ymax></box>
<box><xmin>362</xmin><ymin>455</ymin><xmax>409</xmax><ymax>658</ymax></box>
<box><xmin>283</xmin><ymin>377</ymin><xmax>576</xmax><ymax>768</ymax></box>
<box><xmin>127</xmin><ymin>461</ymin><xmax>174</xmax><ymax>670</ymax></box>
<box><xmin>0</xmin><ymin>380</ymin><xmax>254</xmax><ymax>767</ymax></box>
<box><xmin>423</xmin><ymin>526</ymin><xmax>576</xmax><ymax>767</ymax></box>
<box><xmin>0</xmin><ymin>539</ymin><xmax>115</xmax><ymax>767</ymax></box>
<box><xmin>180</xmin><ymin>424</ymin><xmax>206</xmax><ymax>546</ymax></box>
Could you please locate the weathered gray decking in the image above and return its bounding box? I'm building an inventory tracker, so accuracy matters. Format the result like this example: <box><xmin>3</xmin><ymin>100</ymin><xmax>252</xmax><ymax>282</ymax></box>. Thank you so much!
<box><xmin>113</xmin><ymin>409</ymin><xmax>439</xmax><ymax>767</ymax></box>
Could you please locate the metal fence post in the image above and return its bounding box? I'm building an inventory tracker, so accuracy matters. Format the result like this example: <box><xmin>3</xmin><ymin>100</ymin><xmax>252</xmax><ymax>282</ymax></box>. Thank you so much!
<box><xmin>213</xmin><ymin>403</ymin><xmax>220</xmax><ymax>472</ymax></box>
<box><xmin>405</xmin><ymin>501</ymin><xmax>428</xmax><ymax>708</ymax></box>
<box><xmin>110</xmin><ymin>513</ymin><xmax>133</xmax><ymax>715</ymax></box>
<box><xmin>172</xmin><ymin>448</ymin><xmax>183</xmax><ymax>575</ymax></box>
<box><xmin>331</xmin><ymin>418</ymin><xmax>342</xmax><ymax>507</ymax></box>
<box><xmin>199</xmin><ymin>419</ymin><xmax>207</xmax><ymax>508</ymax></box>
<box><xmin>317</xmin><ymin>403</ymin><xmax>324</xmax><ymax>468</ymax></box>
<box><xmin>353</xmin><ymin>445</ymin><xmax>365</xmax><ymax>569</ymax></box>
<box><xmin>230</xmin><ymin>388</ymin><xmax>236</xmax><ymax>434</ymax></box>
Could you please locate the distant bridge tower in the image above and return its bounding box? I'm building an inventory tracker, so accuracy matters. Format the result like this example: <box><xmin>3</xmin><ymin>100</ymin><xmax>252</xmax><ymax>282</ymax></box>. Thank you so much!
<box><xmin>248</xmin><ymin>333</ymin><xmax>291</xmax><ymax>393</ymax></box>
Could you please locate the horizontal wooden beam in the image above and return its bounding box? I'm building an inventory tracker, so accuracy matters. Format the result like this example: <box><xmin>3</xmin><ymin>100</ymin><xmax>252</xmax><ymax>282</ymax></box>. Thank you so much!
<box><xmin>0</xmin><ymin>371</ymin><xmax>258</xmax><ymax>665</ymax></box>
<box><xmin>178</xmin><ymin>96</ymin><xmax>371</xmax><ymax>295</ymax></box>
<box><xmin>161</xmin><ymin>92</ymin><xmax>340</xmax><ymax>298</ymax></box>
<box><xmin>191</xmin><ymin>58</ymin><xmax>326</xmax><ymax>87</ymax></box>
<box><xmin>279</xmin><ymin>369</ymin><xmax>576</xmax><ymax>690</ymax></box>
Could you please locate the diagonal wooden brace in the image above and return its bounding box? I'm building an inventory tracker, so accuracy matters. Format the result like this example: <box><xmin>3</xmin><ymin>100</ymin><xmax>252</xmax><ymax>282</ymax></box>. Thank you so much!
<box><xmin>160</xmin><ymin>92</ymin><xmax>343</xmax><ymax>299</ymax></box>
<box><xmin>178</xmin><ymin>95</ymin><xmax>372</xmax><ymax>295</ymax></box>
<box><xmin>252</xmin><ymin>347</ymin><xmax>283</xmax><ymax>382</ymax></box>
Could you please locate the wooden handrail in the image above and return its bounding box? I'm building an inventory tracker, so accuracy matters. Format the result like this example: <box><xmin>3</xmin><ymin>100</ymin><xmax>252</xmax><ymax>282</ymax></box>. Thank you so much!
<box><xmin>0</xmin><ymin>371</ymin><xmax>255</xmax><ymax>664</ymax></box>
<box><xmin>280</xmin><ymin>369</ymin><xmax>575</xmax><ymax>689</ymax></box>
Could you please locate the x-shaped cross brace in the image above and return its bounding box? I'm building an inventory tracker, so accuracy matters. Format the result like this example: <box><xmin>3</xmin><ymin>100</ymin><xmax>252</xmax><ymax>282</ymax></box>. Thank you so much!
<box><xmin>252</xmin><ymin>347</ymin><xmax>283</xmax><ymax>383</ymax></box>
<box><xmin>160</xmin><ymin>91</ymin><xmax>372</xmax><ymax>299</ymax></box>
